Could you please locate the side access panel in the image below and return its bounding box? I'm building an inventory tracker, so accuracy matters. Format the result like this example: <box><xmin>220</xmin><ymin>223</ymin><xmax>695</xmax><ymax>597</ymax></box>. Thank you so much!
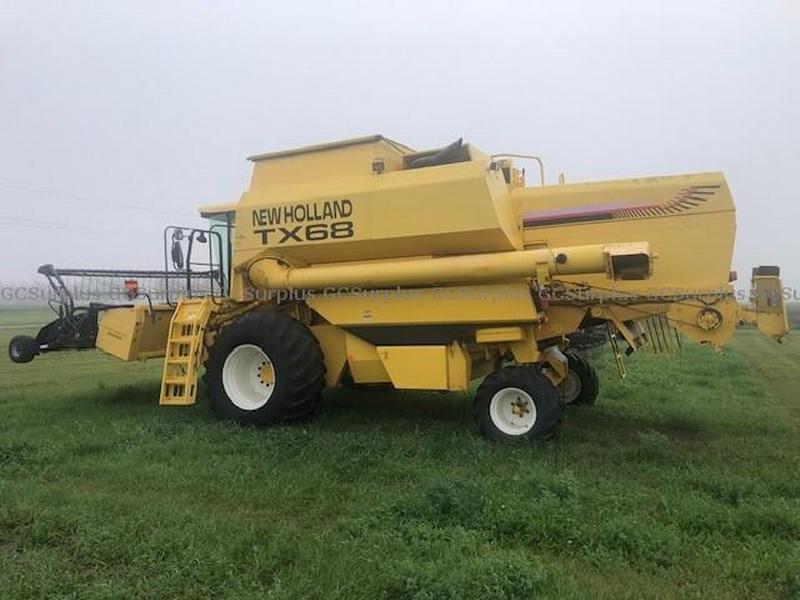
<box><xmin>96</xmin><ymin>305</ymin><xmax>174</xmax><ymax>361</ymax></box>
<box><xmin>311</xmin><ymin>323</ymin><xmax>472</xmax><ymax>391</ymax></box>
<box><xmin>377</xmin><ymin>343</ymin><xmax>471</xmax><ymax>391</ymax></box>
<box><xmin>377</xmin><ymin>346</ymin><xmax>449</xmax><ymax>390</ymax></box>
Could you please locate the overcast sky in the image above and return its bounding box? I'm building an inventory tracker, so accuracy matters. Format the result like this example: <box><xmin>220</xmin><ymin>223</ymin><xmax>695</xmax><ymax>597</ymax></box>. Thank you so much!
<box><xmin>1</xmin><ymin>0</ymin><xmax>798</xmax><ymax>294</ymax></box>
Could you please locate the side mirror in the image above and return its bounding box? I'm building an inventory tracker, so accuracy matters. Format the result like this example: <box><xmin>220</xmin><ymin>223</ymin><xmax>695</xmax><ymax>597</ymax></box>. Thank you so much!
<box><xmin>171</xmin><ymin>230</ymin><xmax>185</xmax><ymax>270</ymax></box>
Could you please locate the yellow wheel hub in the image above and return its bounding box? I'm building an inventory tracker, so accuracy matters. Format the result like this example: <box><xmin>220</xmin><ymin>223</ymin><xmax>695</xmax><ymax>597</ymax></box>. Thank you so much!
<box><xmin>258</xmin><ymin>362</ymin><xmax>275</xmax><ymax>387</ymax></box>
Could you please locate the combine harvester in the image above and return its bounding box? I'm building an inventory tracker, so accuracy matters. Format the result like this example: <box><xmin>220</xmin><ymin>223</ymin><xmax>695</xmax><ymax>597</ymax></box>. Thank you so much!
<box><xmin>9</xmin><ymin>136</ymin><xmax>789</xmax><ymax>440</ymax></box>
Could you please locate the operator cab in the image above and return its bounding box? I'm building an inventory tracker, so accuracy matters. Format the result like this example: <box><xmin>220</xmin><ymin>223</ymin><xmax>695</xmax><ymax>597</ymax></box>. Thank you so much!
<box><xmin>197</xmin><ymin>206</ymin><xmax>235</xmax><ymax>296</ymax></box>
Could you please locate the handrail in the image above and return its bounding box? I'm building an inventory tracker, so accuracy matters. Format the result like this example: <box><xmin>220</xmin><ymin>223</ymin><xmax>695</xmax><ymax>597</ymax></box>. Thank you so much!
<box><xmin>490</xmin><ymin>153</ymin><xmax>546</xmax><ymax>187</ymax></box>
<box><xmin>163</xmin><ymin>225</ymin><xmax>226</xmax><ymax>305</ymax></box>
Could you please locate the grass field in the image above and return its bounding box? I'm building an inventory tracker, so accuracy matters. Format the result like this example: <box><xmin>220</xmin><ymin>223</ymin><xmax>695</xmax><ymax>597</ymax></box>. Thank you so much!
<box><xmin>787</xmin><ymin>302</ymin><xmax>800</xmax><ymax>328</ymax></box>
<box><xmin>1</xmin><ymin>308</ymin><xmax>799</xmax><ymax>599</ymax></box>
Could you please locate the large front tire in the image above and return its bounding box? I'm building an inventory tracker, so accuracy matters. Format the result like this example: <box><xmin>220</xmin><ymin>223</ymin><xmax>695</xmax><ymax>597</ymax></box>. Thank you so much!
<box><xmin>204</xmin><ymin>311</ymin><xmax>325</xmax><ymax>425</ymax></box>
<box><xmin>473</xmin><ymin>366</ymin><xmax>563</xmax><ymax>441</ymax></box>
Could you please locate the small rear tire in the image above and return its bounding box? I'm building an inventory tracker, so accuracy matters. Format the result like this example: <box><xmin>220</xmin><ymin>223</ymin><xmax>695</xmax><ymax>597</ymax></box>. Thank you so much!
<box><xmin>8</xmin><ymin>335</ymin><xmax>38</xmax><ymax>364</ymax></box>
<box><xmin>561</xmin><ymin>350</ymin><xmax>599</xmax><ymax>406</ymax></box>
<box><xmin>204</xmin><ymin>311</ymin><xmax>325</xmax><ymax>425</ymax></box>
<box><xmin>473</xmin><ymin>366</ymin><xmax>563</xmax><ymax>441</ymax></box>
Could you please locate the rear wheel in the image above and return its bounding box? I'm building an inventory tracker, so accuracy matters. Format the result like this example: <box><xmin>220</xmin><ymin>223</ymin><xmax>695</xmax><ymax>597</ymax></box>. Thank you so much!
<box><xmin>473</xmin><ymin>366</ymin><xmax>563</xmax><ymax>441</ymax></box>
<box><xmin>561</xmin><ymin>350</ymin><xmax>599</xmax><ymax>406</ymax></box>
<box><xmin>204</xmin><ymin>311</ymin><xmax>325</xmax><ymax>425</ymax></box>
<box><xmin>8</xmin><ymin>335</ymin><xmax>38</xmax><ymax>364</ymax></box>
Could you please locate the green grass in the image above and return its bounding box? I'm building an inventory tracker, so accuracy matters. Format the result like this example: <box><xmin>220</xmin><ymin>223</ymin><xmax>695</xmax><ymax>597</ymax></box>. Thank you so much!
<box><xmin>0</xmin><ymin>311</ymin><xmax>799</xmax><ymax>599</ymax></box>
<box><xmin>787</xmin><ymin>302</ymin><xmax>800</xmax><ymax>329</ymax></box>
<box><xmin>0</xmin><ymin>306</ymin><xmax>53</xmax><ymax>329</ymax></box>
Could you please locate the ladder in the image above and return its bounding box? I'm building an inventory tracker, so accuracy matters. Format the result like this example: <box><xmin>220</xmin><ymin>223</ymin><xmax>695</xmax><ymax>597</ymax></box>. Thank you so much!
<box><xmin>159</xmin><ymin>297</ymin><xmax>215</xmax><ymax>405</ymax></box>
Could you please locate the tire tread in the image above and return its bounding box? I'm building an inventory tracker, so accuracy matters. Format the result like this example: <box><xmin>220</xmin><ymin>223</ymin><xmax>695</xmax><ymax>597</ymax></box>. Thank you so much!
<box><xmin>203</xmin><ymin>310</ymin><xmax>325</xmax><ymax>425</ymax></box>
<box><xmin>473</xmin><ymin>366</ymin><xmax>562</xmax><ymax>441</ymax></box>
<box><xmin>564</xmin><ymin>350</ymin><xmax>599</xmax><ymax>406</ymax></box>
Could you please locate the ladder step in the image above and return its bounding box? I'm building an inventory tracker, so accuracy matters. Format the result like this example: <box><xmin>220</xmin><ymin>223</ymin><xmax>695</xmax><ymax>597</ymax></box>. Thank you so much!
<box><xmin>160</xmin><ymin>396</ymin><xmax>195</xmax><ymax>406</ymax></box>
<box><xmin>159</xmin><ymin>297</ymin><xmax>215</xmax><ymax>407</ymax></box>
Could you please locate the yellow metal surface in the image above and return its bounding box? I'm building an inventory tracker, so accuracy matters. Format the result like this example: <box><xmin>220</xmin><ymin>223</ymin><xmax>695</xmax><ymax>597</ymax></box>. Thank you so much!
<box><xmin>159</xmin><ymin>297</ymin><xmax>216</xmax><ymax>406</ymax></box>
<box><xmin>509</xmin><ymin>325</ymin><xmax>542</xmax><ymax>364</ymax></box>
<box><xmin>377</xmin><ymin>346</ymin><xmax>449</xmax><ymax>390</ymax></box>
<box><xmin>532</xmin><ymin>306</ymin><xmax>586</xmax><ymax>341</ymax></box>
<box><xmin>309</xmin><ymin>324</ymin><xmax>348</xmax><ymax>387</ymax></box>
<box><xmin>542</xmin><ymin>346</ymin><xmax>569</xmax><ymax>385</ymax></box>
<box><xmin>307</xmin><ymin>283</ymin><xmax>537</xmax><ymax>327</ymax></box>
<box><xmin>248</xmin><ymin>135</ymin><xmax>413</xmax><ymax>185</ymax></box>
<box><xmin>748</xmin><ymin>273</ymin><xmax>790</xmax><ymax>340</ymax></box>
<box><xmin>228</xmin><ymin>137</ymin><xmax>527</xmax><ymax>300</ymax></box>
<box><xmin>376</xmin><ymin>344</ymin><xmax>469</xmax><ymax>391</ymax></box>
<box><xmin>96</xmin><ymin>305</ymin><xmax>173</xmax><ymax>361</ymax></box>
<box><xmin>307</xmin><ymin>325</ymin><xmax>471</xmax><ymax>390</ymax></box>
<box><xmin>515</xmin><ymin>173</ymin><xmax>735</xmax><ymax>294</ymax></box>
<box><xmin>237</xmin><ymin>160</ymin><xmax>520</xmax><ymax>269</ymax></box>
<box><xmin>345</xmin><ymin>333</ymin><xmax>390</xmax><ymax>384</ymax></box>
<box><xmin>446</xmin><ymin>342</ymin><xmax>471</xmax><ymax>391</ymax></box>
<box><xmin>667</xmin><ymin>299</ymin><xmax>739</xmax><ymax>348</ymax></box>
<box><xmin>475</xmin><ymin>326</ymin><xmax>524</xmax><ymax>343</ymax></box>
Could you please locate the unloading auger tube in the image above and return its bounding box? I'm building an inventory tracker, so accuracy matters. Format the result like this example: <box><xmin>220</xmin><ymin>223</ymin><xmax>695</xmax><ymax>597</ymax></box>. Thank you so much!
<box><xmin>246</xmin><ymin>242</ymin><xmax>652</xmax><ymax>291</ymax></box>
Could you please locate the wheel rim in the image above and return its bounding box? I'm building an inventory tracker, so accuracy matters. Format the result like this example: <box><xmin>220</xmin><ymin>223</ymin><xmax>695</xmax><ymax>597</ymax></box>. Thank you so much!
<box><xmin>222</xmin><ymin>344</ymin><xmax>276</xmax><ymax>411</ymax></box>
<box><xmin>561</xmin><ymin>369</ymin><xmax>582</xmax><ymax>404</ymax></box>
<box><xmin>10</xmin><ymin>342</ymin><xmax>21</xmax><ymax>359</ymax></box>
<box><xmin>489</xmin><ymin>387</ymin><xmax>538</xmax><ymax>435</ymax></box>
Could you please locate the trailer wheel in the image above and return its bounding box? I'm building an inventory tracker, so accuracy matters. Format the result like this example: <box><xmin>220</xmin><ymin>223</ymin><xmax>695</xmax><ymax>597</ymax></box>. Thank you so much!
<box><xmin>561</xmin><ymin>350</ymin><xmax>599</xmax><ymax>406</ymax></box>
<box><xmin>474</xmin><ymin>366</ymin><xmax>562</xmax><ymax>441</ymax></box>
<box><xmin>204</xmin><ymin>311</ymin><xmax>325</xmax><ymax>425</ymax></box>
<box><xmin>8</xmin><ymin>335</ymin><xmax>38</xmax><ymax>364</ymax></box>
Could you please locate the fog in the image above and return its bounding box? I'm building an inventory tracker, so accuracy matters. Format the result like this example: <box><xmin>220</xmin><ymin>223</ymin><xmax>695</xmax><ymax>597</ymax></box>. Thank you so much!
<box><xmin>1</xmin><ymin>0</ymin><xmax>798</xmax><ymax>295</ymax></box>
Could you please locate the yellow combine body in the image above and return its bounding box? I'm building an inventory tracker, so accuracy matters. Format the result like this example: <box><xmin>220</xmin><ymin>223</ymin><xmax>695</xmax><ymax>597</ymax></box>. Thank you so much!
<box><xmin>12</xmin><ymin>135</ymin><xmax>788</xmax><ymax>440</ymax></box>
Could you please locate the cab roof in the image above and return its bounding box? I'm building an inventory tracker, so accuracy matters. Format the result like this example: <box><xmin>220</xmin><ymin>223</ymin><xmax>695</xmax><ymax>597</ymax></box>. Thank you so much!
<box><xmin>247</xmin><ymin>135</ymin><xmax>414</xmax><ymax>162</ymax></box>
